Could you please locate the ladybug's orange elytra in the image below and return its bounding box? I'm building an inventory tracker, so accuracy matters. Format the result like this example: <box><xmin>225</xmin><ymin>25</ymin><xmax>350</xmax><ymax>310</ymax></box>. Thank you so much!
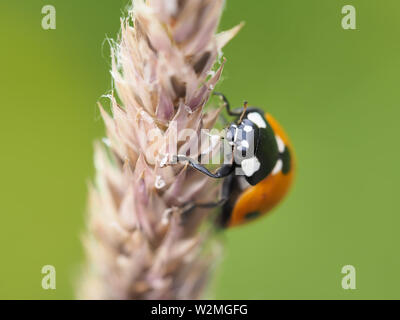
<box><xmin>226</xmin><ymin>113</ymin><xmax>295</xmax><ymax>227</ymax></box>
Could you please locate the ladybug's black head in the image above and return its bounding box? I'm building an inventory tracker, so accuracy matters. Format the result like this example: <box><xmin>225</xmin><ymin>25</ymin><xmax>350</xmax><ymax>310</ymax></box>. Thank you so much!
<box><xmin>226</xmin><ymin>118</ymin><xmax>258</xmax><ymax>164</ymax></box>
<box><xmin>225</xmin><ymin>109</ymin><xmax>281</xmax><ymax>185</ymax></box>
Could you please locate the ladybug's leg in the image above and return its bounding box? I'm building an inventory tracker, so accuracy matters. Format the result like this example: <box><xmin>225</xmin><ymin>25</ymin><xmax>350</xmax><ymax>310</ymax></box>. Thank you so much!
<box><xmin>174</xmin><ymin>155</ymin><xmax>234</xmax><ymax>179</ymax></box>
<box><xmin>181</xmin><ymin>175</ymin><xmax>234</xmax><ymax>217</ymax></box>
<box><xmin>183</xmin><ymin>198</ymin><xmax>227</xmax><ymax>213</ymax></box>
<box><xmin>213</xmin><ymin>92</ymin><xmax>250</xmax><ymax>124</ymax></box>
<box><xmin>180</xmin><ymin>198</ymin><xmax>226</xmax><ymax>224</ymax></box>
<box><xmin>216</xmin><ymin>175</ymin><xmax>236</xmax><ymax>227</ymax></box>
<box><xmin>213</xmin><ymin>92</ymin><xmax>242</xmax><ymax>116</ymax></box>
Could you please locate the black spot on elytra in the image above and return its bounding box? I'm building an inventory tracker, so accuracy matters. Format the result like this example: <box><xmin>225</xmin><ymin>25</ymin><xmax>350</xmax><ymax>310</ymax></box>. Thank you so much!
<box><xmin>281</xmin><ymin>147</ymin><xmax>291</xmax><ymax>175</ymax></box>
<box><xmin>245</xmin><ymin>211</ymin><xmax>261</xmax><ymax>221</ymax></box>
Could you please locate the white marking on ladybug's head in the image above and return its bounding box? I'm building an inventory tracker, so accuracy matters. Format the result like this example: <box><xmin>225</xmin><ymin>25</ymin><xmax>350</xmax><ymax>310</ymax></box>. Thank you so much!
<box><xmin>271</xmin><ymin>159</ymin><xmax>283</xmax><ymax>175</ymax></box>
<box><xmin>244</xmin><ymin>125</ymin><xmax>253</xmax><ymax>133</ymax></box>
<box><xmin>241</xmin><ymin>140</ymin><xmax>249</xmax><ymax>149</ymax></box>
<box><xmin>247</xmin><ymin>112</ymin><xmax>267</xmax><ymax>128</ymax></box>
<box><xmin>241</xmin><ymin>157</ymin><xmax>261</xmax><ymax>177</ymax></box>
<box><xmin>276</xmin><ymin>135</ymin><xmax>285</xmax><ymax>153</ymax></box>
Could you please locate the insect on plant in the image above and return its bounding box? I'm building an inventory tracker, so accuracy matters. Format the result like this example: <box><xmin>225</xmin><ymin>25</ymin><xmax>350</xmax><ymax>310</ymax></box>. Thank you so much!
<box><xmin>175</xmin><ymin>92</ymin><xmax>295</xmax><ymax>228</ymax></box>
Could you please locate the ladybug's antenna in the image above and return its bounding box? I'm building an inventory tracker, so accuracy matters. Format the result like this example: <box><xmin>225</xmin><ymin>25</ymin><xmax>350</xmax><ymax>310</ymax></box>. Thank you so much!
<box><xmin>238</xmin><ymin>101</ymin><xmax>248</xmax><ymax>123</ymax></box>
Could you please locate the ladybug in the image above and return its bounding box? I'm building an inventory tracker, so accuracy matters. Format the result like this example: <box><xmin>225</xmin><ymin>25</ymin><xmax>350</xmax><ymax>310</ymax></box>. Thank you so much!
<box><xmin>175</xmin><ymin>92</ymin><xmax>295</xmax><ymax>228</ymax></box>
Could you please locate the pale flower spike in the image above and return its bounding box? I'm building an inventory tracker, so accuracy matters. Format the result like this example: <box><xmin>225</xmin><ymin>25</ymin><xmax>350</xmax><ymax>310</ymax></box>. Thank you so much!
<box><xmin>79</xmin><ymin>0</ymin><xmax>242</xmax><ymax>300</ymax></box>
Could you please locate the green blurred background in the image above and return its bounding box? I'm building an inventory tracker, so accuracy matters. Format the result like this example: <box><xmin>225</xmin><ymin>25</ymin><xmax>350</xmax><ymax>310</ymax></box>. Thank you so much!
<box><xmin>0</xmin><ymin>0</ymin><xmax>399</xmax><ymax>299</ymax></box>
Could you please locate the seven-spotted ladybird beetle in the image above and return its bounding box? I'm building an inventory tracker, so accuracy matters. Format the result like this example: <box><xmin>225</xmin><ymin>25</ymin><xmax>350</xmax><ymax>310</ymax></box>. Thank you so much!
<box><xmin>175</xmin><ymin>92</ymin><xmax>295</xmax><ymax>228</ymax></box>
